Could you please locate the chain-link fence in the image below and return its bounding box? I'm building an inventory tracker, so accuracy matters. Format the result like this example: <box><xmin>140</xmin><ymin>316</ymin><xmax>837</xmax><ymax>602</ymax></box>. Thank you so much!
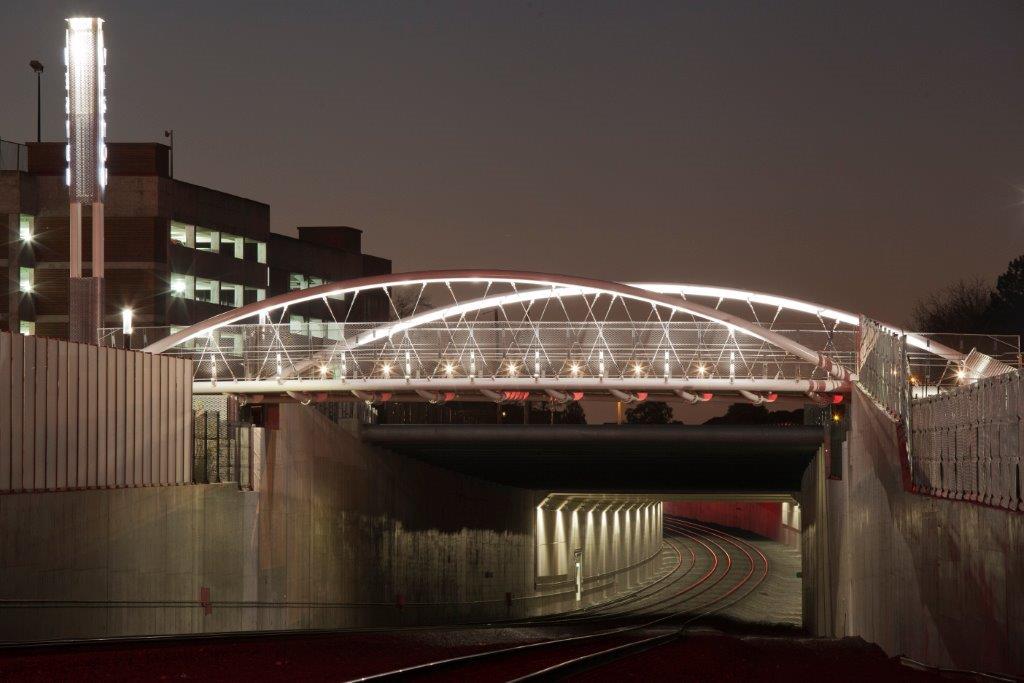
<box><xmin>192</xmin><ymin>395</ymin><xmax>260</xmax><ymax>489</ymax></box>
<box><xmin>910</xmin><ymin>372</ymin><xmax>1022</xmax><ymax>511</ymax></box>
<box><xmin>857</xmin><ymin>317</ymin><xmax>911</xmax><ymax>421</ymax></box>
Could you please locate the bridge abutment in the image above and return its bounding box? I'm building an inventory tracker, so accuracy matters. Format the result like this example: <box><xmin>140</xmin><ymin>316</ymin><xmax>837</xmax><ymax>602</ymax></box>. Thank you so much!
<box><xmin>800</xmin><ymin>388</ymin><xmax>1024</xmax><ymax>676</ymax></box>
<box><xmin>0</xmin><ymin>404</ymin><xmax>662</xmax><ymax>642</ymax></box>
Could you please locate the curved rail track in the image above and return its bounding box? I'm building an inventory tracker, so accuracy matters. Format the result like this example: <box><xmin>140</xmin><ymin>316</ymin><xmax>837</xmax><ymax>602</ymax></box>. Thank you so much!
<box><xmin>349</xmin><ymin>516</ymin><xmax>771</xmax><ymax>681</ymax></box>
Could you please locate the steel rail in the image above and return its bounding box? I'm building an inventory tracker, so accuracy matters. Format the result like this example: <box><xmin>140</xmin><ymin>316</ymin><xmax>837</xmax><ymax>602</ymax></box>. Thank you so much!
<box><xmin>510</xmin><ymin>519</ymin><xmax>771</xmax><ymax>681</ymax></box>
<box><xmin>345</xmin><ymin>519</ymin><xmax>766</xmax><ymax>682</ymax></box>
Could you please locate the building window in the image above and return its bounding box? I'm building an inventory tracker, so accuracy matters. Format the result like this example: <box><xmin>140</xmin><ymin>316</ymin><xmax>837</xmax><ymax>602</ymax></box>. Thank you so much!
<box><xmin>19</xmin><ymin>267</ymin><xmax>34</xmax><ymax>293</ymax></box>
<box><xmin>309</xmin><ymin>317</ymin><xmax>325</xmax><ymax>338</ymax></box>
<box><xmin>244</xmin><ymin>287</ymin><xmax>267</xmax><ymax>305</ymax></box>
<box><xmin>289</xmin><ymin>273</ymin><xmax>308</xmax><ymax>290</ymax></box>
<box><xmin>220</xmin><ymin>282</ymin><xmax>243</xmax><ymax>307</ymax></box>
<box><xmin>289</xmin><ymin>314</ymin><xmax>306</xmax><ymax>334</ymax></box>
<box><xmin>194</xmin><ymin>278</ymin><xmax>220</xmax><ymax>303</ymax></box>
<box><xmin>170</xmin><ymin>273</ymin><xmax>194</xmax><ymax>298</ymax></box>
<box><xmin>170</xmin><ymin>221</ymin><xmax>194</xmax><ymax>248</ymax></box>
<box><xmin>244</xmin><ymin>238</ymin><xmax>267</xmax><ymax>264</ymax></box>
<box><xmin>19</xmin><ymin>321</ymin><xmax>36</xmax><ymax>336</ymax></box>
<box><xmin>195</xmin><ymin>227</ymin><xmax>220</xmax><ymax>252</ymax></box>
<box><xmin>19</xmin><ymin>215</ymin><xmax>34</xmax><ymax>243</ymax></box>
<box><xmin>220</xmin><ymin>233</ymin><xmax>244</xmax><ymax>259</ymax></box>
<box><xmin>219</xmin><ymin>331</ymin><xmax>244</xmax><ymax>355</ymax></box>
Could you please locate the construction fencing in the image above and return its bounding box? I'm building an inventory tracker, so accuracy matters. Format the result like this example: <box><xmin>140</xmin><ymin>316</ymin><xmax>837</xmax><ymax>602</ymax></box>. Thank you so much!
<box><xmin>192</xmin><ymin>395</ymin><xmax>263</xmax><ymax>490</ymax></box>
<box><xmin>910</xmin><ymin>372</ymin><xmax>1022</xmax><ymax>511</ymax></box>
<box><xmin>857</xmin><ymin>318</ymin><xmax>1022</xmax><ymax>510</ymax></box>
<box><xmin>0</xmin><ymin>331</ymin><xmax>193</xmax><ymax>492</ymax></box>
<box><xmin>857</xmin><ymin>317</ymin><xmax>911</xmax><ymax>421</ymax></box>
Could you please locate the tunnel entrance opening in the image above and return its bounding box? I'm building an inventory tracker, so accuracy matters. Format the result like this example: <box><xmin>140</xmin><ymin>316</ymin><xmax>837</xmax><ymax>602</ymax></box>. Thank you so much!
<box><xmin>661</xmin><ymin>497</ymin><xmax>804</xmax><ymax>634</ymax></box>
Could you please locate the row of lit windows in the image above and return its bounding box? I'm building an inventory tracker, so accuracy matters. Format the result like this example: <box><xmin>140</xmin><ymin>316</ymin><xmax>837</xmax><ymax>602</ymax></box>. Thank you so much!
<box><xmin>288</xmin><ymin>315</ymin><xmax>343</xmax><ymax>340</ymax></box>
<box><xmin>170</xmin><ymin>273</ymin><xmax>266</xmax><ymax>308</ymax></box>
<box><xmin>15</xmin><ymin>216</ymin><xmax>35</xmax><ymax>335</ymax></box>
<box><xmin>170</xmin><ymin>221</ymin><xmax>267</xmax><ymax>264</ymax></box>
<box><xmin>289</xmin><ymin>273</ymin><xmax>326</xmax><ymax>291</ymax></box>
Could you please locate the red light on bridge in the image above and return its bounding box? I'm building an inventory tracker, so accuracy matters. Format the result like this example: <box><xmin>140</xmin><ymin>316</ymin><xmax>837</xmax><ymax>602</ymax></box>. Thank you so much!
<box><xmin>701</xmin><ymin>392</ymin><xmax>713</xmax><ymax>401</ymax></box>
<box><xmin>502</xmin><ymin>390</ymin><xmax>530</xmax><ymax>401</ymax></box>
<box><xmin>379</xmin><ymin>392</ymin><xmax>392</xmax><ymax>402</ymax></box>
<box><xmin>636</xmin><ymin>392</ymin><xmax>648</xmax><ymax>402</ymax></box>
<box><xmin>571</xmin><ymin>391</ymin><xmax>584</xmax><ymax>401</ymax></box>
<box><xmin>832</xmin><ymin>394</ymin><xmax>844</xmax><ymax>404</ymax></box>
<box><xmin>766</xmin><ymin>393</ymin><xmax>778</xmax><ymax>402</ymax></box>
<box><xmin>443</xmin><ymin>392</ymin><xmax>456</xmax><ymax>402</ymax></box>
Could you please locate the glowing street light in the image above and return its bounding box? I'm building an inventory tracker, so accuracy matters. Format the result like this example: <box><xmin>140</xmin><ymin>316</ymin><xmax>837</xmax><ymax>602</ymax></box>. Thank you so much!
<box><xmin>121</xmin><ymin>307</ymin><xmax>133</xmax><ymax>335</ymax></box>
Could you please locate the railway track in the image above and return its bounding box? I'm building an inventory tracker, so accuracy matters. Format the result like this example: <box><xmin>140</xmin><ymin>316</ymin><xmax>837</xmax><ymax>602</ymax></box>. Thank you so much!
<box><xmin>348</xmin><ymin>516</ymin><xmax>771</xmax><ymax>681</ymax></box>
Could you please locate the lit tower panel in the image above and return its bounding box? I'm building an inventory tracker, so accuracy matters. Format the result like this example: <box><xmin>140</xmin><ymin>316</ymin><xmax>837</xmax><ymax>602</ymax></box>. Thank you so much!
<box><xmin>65</xmin><ymin>17</ymin><xmax>107</xmax><ymax>342</ymax></box>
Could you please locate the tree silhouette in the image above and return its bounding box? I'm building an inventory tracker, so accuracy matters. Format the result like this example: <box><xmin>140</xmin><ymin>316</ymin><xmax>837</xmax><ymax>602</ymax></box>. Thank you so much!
<box><xmin>911</xmin><ymin>277</ymin><xmax>995</xmax><ymax>333</ymax></box>
<box><xmin>625</xmin><ymin>401</ymin><xmax>676</xmax><ymax>424</ymax></box>
<box><xmin>991</xmin><ymin>256</ymin><xmax>1024</xmax><ymax>336</ymax></box>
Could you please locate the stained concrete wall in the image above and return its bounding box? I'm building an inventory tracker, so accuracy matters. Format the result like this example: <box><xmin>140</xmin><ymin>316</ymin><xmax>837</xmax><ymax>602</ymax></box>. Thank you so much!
<box><xmin>0</xmin><ymin>404</ymin><xmax>660</xmax><ymax>642</ymax></box>
<box><xmin>663</xmin><ymin>501</ymin><xmax>800</xmax><ymax>546</ymax></box>
<box><xmin>802</xmin><ymin>389</ymin><xmax>1024</xmax><ymax>676</ymax></box>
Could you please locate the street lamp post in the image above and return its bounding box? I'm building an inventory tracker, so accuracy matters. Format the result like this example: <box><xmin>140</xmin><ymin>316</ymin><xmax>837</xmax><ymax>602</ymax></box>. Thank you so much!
<box><xmin>29</xmin><ymin>60</ymin><xmax>44</xmax><ymax>142</ymax></box>
<box><xmin>164</xmin><ymin>129</ymin><xmax>174</xmax><ymax>178</ymax></box>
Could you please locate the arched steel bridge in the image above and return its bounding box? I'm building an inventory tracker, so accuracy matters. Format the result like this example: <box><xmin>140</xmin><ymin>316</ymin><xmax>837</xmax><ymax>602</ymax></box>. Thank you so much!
<box><xmin>123</xmin><ymin>270</ymin><xmax>970</xmax><ymax>405</ymax></box>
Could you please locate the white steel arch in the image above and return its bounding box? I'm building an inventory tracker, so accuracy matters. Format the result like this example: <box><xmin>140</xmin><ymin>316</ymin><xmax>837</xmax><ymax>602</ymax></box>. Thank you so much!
<box><xmin>143</xmin><ymin>270</ymin><xmax>857</xmax><ymax>381</ymax></box>
<box><xmin>630</xmin><ymin>283</ymin><xmax>963</xmax><ymax>363</ymax></box>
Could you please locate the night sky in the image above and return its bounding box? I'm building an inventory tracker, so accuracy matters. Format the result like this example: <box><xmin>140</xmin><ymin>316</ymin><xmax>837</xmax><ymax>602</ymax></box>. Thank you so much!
<box><xmin>2</xmin><ymin>1</ymin><xmax>1022</xmax><ymax>326</ymax></box>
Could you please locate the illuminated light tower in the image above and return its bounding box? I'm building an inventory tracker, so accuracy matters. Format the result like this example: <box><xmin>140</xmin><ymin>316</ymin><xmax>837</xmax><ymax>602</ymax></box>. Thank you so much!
<box><xmin>65</xmin><ymin>17</ymin><xmax>107</xmax><ymax>343</ymax></box>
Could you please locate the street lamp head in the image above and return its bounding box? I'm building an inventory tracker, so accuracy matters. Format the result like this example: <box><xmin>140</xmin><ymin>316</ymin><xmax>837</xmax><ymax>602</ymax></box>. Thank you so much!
<box><xmin>30</xmin><ymin>60</ymin><xmax>44</xmax><ymax>73</ymax></box>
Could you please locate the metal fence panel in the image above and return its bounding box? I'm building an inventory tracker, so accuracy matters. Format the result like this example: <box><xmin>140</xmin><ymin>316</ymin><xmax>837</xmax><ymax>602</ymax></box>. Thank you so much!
<box><xmin>910</xmin><ymin>372</ymin><xmax>1022</xmax><ymax>510</ymax></box>
<box><xmin>0</xmin><ymin>331</ymin><xmax>193</xmax><ymax>493</ymax></box>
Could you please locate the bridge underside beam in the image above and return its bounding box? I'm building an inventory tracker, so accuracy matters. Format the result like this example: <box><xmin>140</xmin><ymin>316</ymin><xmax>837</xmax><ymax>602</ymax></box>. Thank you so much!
<box><xmin>361</xmin><ymin>424</ymin><xmax>821</xmax><ymax>493</ymax></box>
<box><xmin>193</xmin><ymin>377</ymin><xmax>850</xmax><ymax>397</ymax></box>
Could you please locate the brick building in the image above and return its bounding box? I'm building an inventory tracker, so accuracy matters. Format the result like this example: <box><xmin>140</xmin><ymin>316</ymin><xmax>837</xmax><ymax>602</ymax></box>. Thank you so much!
<box><xmin>1</xmin><ymin>141</ymin><xmax>390</xmax><ymax>338</ymax></box>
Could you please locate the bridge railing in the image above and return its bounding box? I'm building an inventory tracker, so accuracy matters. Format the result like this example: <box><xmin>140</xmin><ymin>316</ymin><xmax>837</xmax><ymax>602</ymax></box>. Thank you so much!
<box><xmin>857</xmin><ymin>317</ymin><xmax>911</xmax><ymax>421</ymax></box>
<box><xmin>102</xmin><ymin>322</ymin><xmax>857</xmax><ymax>384</ymax></box>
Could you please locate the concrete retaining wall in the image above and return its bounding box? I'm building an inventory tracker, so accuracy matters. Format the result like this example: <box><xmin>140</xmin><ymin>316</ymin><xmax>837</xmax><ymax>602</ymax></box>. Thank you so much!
<box><xmin>663</xmin><ymin>501</ymin><xmax>799</xmax><ymax>546</ymax></box>
<box><xmin>801</xmin><ymin>389</ymin><xmax>1024</xmax><ymax>676</ymax></box>
<box><xmin>0</xmin><ymin>404</ymin><xmax>660</xmax><ymax>642</ymax></box>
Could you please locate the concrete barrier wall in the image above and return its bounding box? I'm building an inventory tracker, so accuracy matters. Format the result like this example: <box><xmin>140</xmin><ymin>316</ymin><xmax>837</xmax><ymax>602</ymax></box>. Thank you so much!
<box><xmin>663</xmin><ymin>501</ymin><xmax>793</xmax><ymax>544</ymax></box>
<box><xmin>536</xmin><ymin>501</ymin><xmax>662</xmax><ymax>589</ymax></box>
<box><xmin>0</xmin><ymin>404</ymin><xmax>660</xmax><ymax>642</ymax></box>
<box><xmin>802</xmin><ymin>388</ymin><xmax>1024</xmax><ymax>676</ymax></box>
<box><xmin>0</xmin><ymin>332</ymin><xmax>193</xmax><ymax>492</ymax></box>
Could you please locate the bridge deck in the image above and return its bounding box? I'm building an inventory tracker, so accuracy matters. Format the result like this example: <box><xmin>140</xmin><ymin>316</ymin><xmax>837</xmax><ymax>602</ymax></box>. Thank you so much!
<box><xmin>361</xmin><ymin>424</ymin><xmax>822</xmax><ymax>493</ymax></box>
